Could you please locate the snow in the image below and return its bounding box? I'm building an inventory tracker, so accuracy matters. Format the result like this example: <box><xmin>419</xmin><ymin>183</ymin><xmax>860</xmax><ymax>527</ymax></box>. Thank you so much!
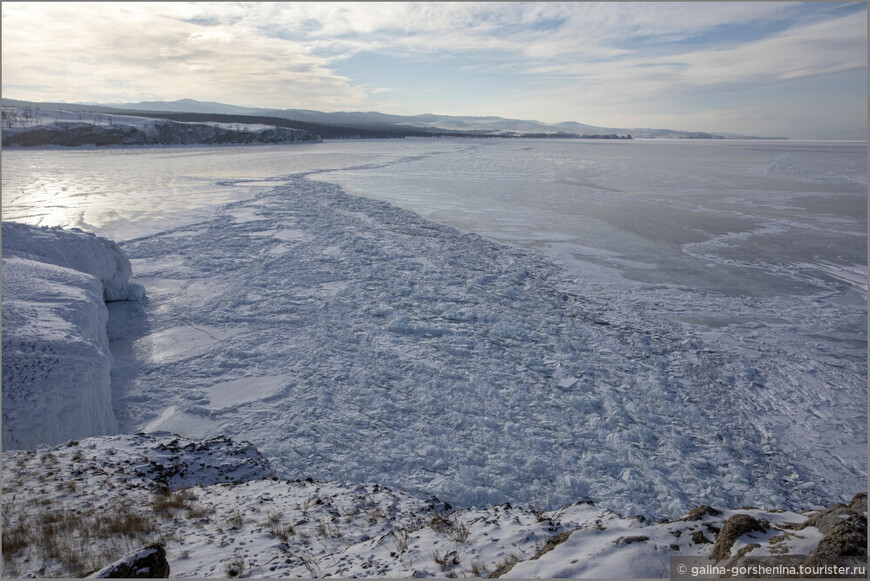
<box><xmin>2</xmin><ymin>221</ymin><xmax>145</xmax><ymax>301</ymax></box>
<box><xmin>0</xmin><ymin>139</ymin><xmax>864</xmax><ymax>576</ymax></box>
<box><xmin>0</xmin><ymin>433</ymin><xmax>856</xmax><ymax>578</ymax></box>
<box><xmin>1</xmin><ymin>223</ymin><xmax>143</xmax><ymax>449</ymax></box>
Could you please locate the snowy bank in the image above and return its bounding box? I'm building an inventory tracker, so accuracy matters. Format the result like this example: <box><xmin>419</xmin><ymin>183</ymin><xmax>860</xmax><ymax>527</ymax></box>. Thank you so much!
<box><xmin>2</xmin><ymin>222</ymin><xmax>144</xmax><ymax>449</ymax></box>
<box><xmin>2</xmin><ymin>433</ymin><xmax>865</xmax><ymax>578</ymax></box>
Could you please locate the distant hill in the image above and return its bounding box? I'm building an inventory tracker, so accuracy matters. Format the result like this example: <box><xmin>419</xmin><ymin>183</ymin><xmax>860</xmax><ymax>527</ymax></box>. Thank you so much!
<box><xmin>0</xmin><ymin>105</ymin><xmax>323</xmax><ymax>147</ymax></box>
<box><xmin>2</xmin><ymin>97</ymin><xmax>786</xmax><ymax>140</ymax></box>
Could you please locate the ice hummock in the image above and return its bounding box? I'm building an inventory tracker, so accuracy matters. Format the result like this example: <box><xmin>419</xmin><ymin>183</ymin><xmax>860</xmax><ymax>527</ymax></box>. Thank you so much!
<box><xmin>2</xmin><ymin>222</ymin><xmax>144</xmax><ymax>449</ymax></box>
<box><xmin>109</xmin><ymin>177</ymin><xmax>864</xmax><ymax>519</ymax></box>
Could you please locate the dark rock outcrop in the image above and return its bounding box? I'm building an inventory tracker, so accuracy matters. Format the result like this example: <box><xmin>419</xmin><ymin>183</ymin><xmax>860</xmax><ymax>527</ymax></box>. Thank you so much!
<box><xmin>529</xmin><ymin>529</ymin><xmax>574</xmax><ymax>560</ymax></box>
<box><xmin>89</xmin><ymin>544</ymin><xmax>169</xmax><ymax>578</ymax></box>
<box><xmin>680</xmin><ymin>505</ymin><xmax>722</xmax><ymax>521</ymax></box>
<box><xmin>709</xmin><ymin>514</ymin><xmax>768</xmax><ymax>562</ymax></box>
<box><xmin>802</xmin><ymin>514</ymin><xmax>867</xmax><ymax>569</ymax></box>
<box><xmin>848</xmin><ymin>492</ymin><xmax>867</xmax><ymax>515</ymax></box>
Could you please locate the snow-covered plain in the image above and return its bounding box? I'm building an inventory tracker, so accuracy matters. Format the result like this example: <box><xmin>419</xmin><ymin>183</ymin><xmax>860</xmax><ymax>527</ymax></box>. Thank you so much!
<box><xmin>2</xmin><ymin>139</ymin><xmax>866</xmax><ymax>523</ymax></box>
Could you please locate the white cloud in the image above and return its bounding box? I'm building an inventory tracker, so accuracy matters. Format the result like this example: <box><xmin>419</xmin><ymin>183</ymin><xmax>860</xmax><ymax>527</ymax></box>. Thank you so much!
<box><xmin>1</xmin><ymin>1</ymin><xmax>865</xmax><ymax>136</ymax></box>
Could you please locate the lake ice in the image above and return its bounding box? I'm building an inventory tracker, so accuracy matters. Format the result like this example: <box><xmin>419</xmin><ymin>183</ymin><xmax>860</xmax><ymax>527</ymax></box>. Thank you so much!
<box><xmin>2</xmin><ymin>138</ymin><xmax>865</xmax><ymax>518</ymax></box>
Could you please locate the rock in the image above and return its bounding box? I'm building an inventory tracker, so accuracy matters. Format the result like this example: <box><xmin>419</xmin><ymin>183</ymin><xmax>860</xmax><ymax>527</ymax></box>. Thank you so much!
<box><xmin>615</xmin><ymin>535</ymin><xmax>649</xmax><ymax>545</ymax></box>
<box><xmin>681</xmin><ymin>505</ymin><xmax>722</xmax><ymax>521</ymax></box>
<box><xmin>802</xmin><ymin>514</ymin><xmax>867</xmax><ymax>568</ymax></box>
<box><xmin>89</xmin><ymin>544</ymin><xmax>169</xmax><ymax>578</ymax></box>
<box><xmin>848</xmin><ymin>493</ymin><xmax>867</xmax><ymax>515</ymax></box>
<box><xmin>530</xmin><ymin>529</ymin><xmax>574</xmax><ymax>560</ymax></box>
<box><xmin>802</xmin><ymin>503</ymin><xmax>860</xmax><ymax>535</ymax></box>
<box><xmin>709</xmin><ymin>514</ymin><xmax>768</xmax><ymax>562</ymax></box>
<box><xmin>692</xmin><ymin>531</ymin><xmax>712</xmax><ymax>544</ymax></box>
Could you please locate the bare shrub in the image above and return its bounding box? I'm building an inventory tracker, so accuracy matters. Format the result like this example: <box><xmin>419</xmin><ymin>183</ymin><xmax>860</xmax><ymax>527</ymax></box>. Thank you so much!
<box><xmin>447</xmin><ymin>515</ymin><xmax>469</xmax><ymax>543</ymax></box>
<box><xmin>429</xmin><ymin>512</ymin><xmax>454</xmax><ymax>534</ymax></box>
<box><xmin>470</xmin><ymin>560</ymin><xmax>486</xmax><ymax>576</ymax></box>
<box><xmin>432</xmin><ymin>548</ymin><xmax>459</xmax><ymax>572</ymax></box>
<box><xmin>224</xmin><ymin>555</ymin><xmax>246</xmax><ymax>577</ymax></box>
<box><xmin>367</xmin><ymin>506</ymin><xmax>387</xmax><ymax>523</ymax></box>
<box><xmin>225</xmin><ymin>509</ymin><xmax>245</xmax><ymax>530</ymax></box>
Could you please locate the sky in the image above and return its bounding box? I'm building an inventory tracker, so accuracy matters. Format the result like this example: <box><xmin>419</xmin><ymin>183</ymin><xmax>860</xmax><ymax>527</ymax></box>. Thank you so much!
<box><xmin>2</xmin><ymin>2</ymin><xmax>867</xmax><ymax>139</ymax></box>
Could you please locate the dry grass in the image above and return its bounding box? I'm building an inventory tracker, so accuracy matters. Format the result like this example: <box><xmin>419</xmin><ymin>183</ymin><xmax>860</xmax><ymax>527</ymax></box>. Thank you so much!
<box><xmin>486</xmin><ymin>553</ymin><xmax>520</xmax><ymax>578</ymax></box>
<box><xmin>367</xmin><ymin>506</ymin><xmax>387</xmax><ymax>523</ymax></box>
<box><xmin>470</xmin><ymin>560</ymin><xmax>486</xmax><ymax>576</ymax></box>
<box><xmin>447</xmin><ymin>515</ymin><xmax>470</xmax><ymax>543</ymax></box>
<box><xmin>268</xmin><ymin>522</ymin><xmax>295</xmax><ymax>542</ymax></box>
<box><xmin>432</xmin><ymin>548</ymin><xmax>460</xmax><ymax>572</ymax></box>
<box><xmin>2</xmin><ymin>491</ymin><xmax>181</xmax><ymax>577</ymax></box>
<box><xmin>225</xmin><ymin>508</ymin><xmax>245</xmax><ymax>530</ymax></box>
<box><xmin>429</xmin><ymin>511</ymin><xmax>454</xmax><ymax>534</ymax></box>
<box><xmin>151</xmin><ymin>487</ymin><xmax>196</xmax><ymax>515</ymax></box>
<box><xmin>10</xmin><ymin>504</ymin><xmax>154</xmax><ymax>576</ymax></box>
<box><xmin>316</xmin><ymin>517</ymin><xmax>342</xmax><ymax>539</ymax></box>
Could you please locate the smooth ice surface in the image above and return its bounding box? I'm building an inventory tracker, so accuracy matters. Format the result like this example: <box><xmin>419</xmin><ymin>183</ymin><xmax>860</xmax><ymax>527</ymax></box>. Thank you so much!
<box><xmin>2</xmin><ymin>139</ymin><xmax>866</xmax><ymax>519</ymax></box>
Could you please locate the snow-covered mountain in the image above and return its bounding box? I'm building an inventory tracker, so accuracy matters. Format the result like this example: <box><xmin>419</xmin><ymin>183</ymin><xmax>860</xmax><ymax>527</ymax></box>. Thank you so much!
<box><xmin>3</xmin><ymin>98</ymin><xmax>784</xmax><ymax>139</ymax></box>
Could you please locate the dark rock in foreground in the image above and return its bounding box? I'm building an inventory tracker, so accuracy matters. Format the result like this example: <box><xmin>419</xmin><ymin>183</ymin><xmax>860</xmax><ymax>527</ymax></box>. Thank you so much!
<box><xmin>89</xmin><ymin>544</ymin><xmax>169</xmax><ymax>578</ymax></box>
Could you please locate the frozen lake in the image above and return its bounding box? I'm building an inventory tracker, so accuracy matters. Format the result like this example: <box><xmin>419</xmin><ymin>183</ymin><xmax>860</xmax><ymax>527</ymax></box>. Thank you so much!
<box><xmin>2</xmin><ymin>138</ymin><xmax>866</xmax><ymax>516</ymax></box>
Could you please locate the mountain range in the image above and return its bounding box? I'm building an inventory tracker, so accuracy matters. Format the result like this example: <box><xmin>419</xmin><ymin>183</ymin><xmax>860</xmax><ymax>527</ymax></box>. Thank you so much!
<box><xmin>2</xmin><ymin>97</ymin><xmax>785</xmax><ymax>140</ymax></box>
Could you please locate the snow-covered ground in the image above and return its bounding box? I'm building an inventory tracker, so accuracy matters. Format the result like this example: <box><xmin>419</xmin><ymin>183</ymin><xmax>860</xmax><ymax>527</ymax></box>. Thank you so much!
<box><xmin>1</xmin><ymin>139</ymin><xmax>865</xmax><ymax>570</ymax></box>
<box><xmin>3</xmin><ymin>432</ymin><xmax>864</xmax><ymax>578</ymax></box>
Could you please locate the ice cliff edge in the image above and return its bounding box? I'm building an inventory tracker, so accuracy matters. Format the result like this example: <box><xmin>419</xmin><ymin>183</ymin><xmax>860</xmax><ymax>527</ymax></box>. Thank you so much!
<box><xmin>2</xmin><ymin>222</ymin><xmax>144</xmax><ymax>449</ymax></box>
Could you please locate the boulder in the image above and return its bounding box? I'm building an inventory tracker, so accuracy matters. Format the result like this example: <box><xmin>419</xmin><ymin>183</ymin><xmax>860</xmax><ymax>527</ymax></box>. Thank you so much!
<box><xmin>89</xmin><ymin>544</ymin><xmax>169</xmax><ymax>578</ymax></box>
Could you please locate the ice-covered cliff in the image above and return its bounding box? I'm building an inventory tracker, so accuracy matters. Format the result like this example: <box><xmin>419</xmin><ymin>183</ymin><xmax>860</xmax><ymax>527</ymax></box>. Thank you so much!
<box><xmin>1</xmin><ymin>222</ymin><xmax>144</xmax><ymax>449</ymax></box>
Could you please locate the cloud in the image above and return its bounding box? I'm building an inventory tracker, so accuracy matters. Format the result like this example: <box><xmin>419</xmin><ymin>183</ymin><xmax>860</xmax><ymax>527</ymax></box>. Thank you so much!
<box><xmin>1</xmin><ymin>1</ymin><xmax>865</xmax><ymax>136</ymax></box>
<box><xmin>1</xmin><ymin>2</ymin><xmax>369</xmax><ymax>108</ymax></box>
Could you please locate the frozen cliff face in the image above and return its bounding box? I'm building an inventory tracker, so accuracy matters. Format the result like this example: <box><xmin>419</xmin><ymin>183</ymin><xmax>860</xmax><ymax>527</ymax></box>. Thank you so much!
<box><xmin>2</xmin><ymin>222</ymin><xmax>145</xmax><ymax>301</ymax></box>
<box><xmin>2</xmin><ymin>222</ymin><xmax>144</xmax><ymax>449</ymax></box>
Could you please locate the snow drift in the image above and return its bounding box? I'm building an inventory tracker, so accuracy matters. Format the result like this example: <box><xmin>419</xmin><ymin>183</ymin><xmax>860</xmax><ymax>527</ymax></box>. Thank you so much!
<box><xmin>2</xmin><ymin>222</ymin><xmax>144</xmax><ymax>449</ymax></box>
<box><xmin>3</xmin><ymin>222</ymin><xmax>145</xmax><ymax>301</ymax></box>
